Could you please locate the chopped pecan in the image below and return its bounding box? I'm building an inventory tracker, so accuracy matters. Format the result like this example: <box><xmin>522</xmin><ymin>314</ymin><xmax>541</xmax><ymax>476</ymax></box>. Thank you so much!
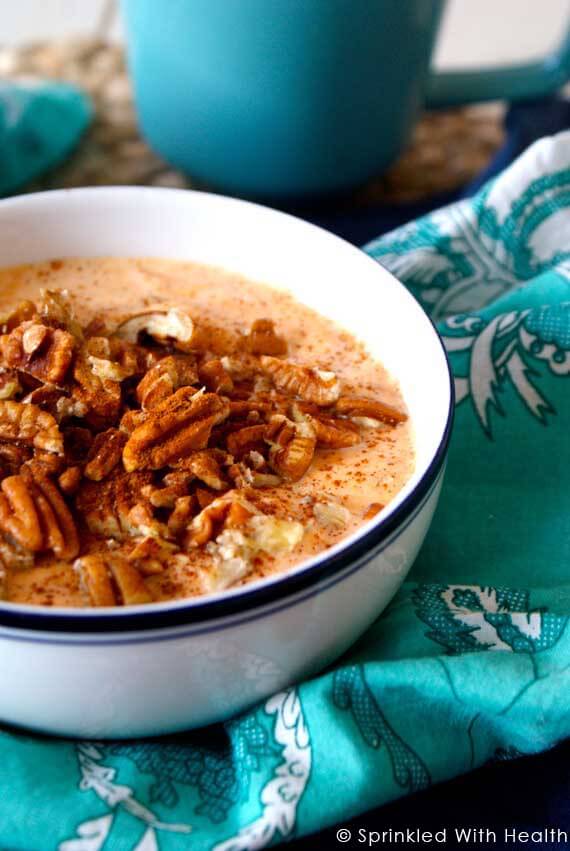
<box><xmin>38</xmin><ymin>289</ymin><xmax>83</xmax><ymax>339</ymax></box>
<box><xmin>167</xmin><ymin>495</ymin><xmax>197</xmax><ymax>536</ymax></box>
<box><xmin>0</xmin><ymin>468</ymin><xmax>79</xmax><ymax>558</ymax></box>
<box><xmin>174</xmin><ymin>449</ymin><xmax>229</xmax><ymax>490</ymax></box>
<box><xmin>186</xmin><ymin>491</ymin><xmax>257</xmax><ymax>547</ymax></box>
<box><xmin>198</xmin><ymin>359</ymin><xmax>234</xmax><ymax>394</ymax></box>
<box><xmin>228</xmin><ymin>398</ymin><xmax>272</xmax><ymax>419</ymax></box>
<box><xmin>136</xmin><ymin>355</ymin><xmax>198</xmax><ymax>410</ymax></box>
<box><xmin>0</xmin><ymin>369</ymin><xmax>21</xmax><ymax>400</ymax></box>
<box><xmin>115</xmin><ymin>308</ymin><xmax>195</xmax><ymax>351</ymax></box>
<box><xmin>119</xmin><ymin>408</ymin><xmax>148</xmax><ymax>434</ymax></box>
<box><xmin>127</xmin><ymin>535</ymin><xmax>177</xmax><ymax>574</ymax></box>
<box><xmin>75</xmin><ymin>552</ymin><xmax>153</xmax><ymax>606</ymax></box>
<box><xmin>259</xmin><ymin>356</ymin><xmax>340</xmax><ymax>406</ymax></box>
<box><xmin>290</xmin><ymin>404</ymin><xmax>360</xmax><ymax>448</ymax></box>
<box><xmin>228</xmin><ymin>462</ymin><xmax>281</xmax><ymax>489</ymax></box>
<box><xmin>58</xmin><ymin>466</ymin><xmax>82</xmax><ymax>495</ymax></box>
<box><xmin>0</xmin><ymin>321</ymin><xmax>76</xmax><ymax>385</ymax></box>
<box><xmin>0</xmin><ymin>300</ymin><xmax>37</xmax><ymax>333</ymax></box>
<box><xmin>0</xmin><ymin>443</ymin><xmax>32</xmax><ymax>477</ymax></box>
<box><xmin>226</xmin><ymin>424</ymin><xmax>267</xmax><ymax>458</ymax></box>
<box><xmin>123</xmin><ymin>388</ymin><xmax>230</xmax><ymax>472</ymax></box>
<box><xmin>74</xmin><ymin>553</ymin><xmax>116</xmax><ymax>606</ymax></box>
<box><xmin>73</xmin><ymin>349</ymin><xmax>122</xmax><ymax>429</ymax></box>
<box><xmin>84</xmin><ymin>428</ymin><xmax>127</xmax><ymax>481</ymax></box>
<box><xmin>244</xmin><ymin>319</ymin><xmax>287</xmax><ymax>356</ymax></box>
<box><xmin>265</xmin><ymin>415</ymin><xmax>316</xmax><ymax>481</ymax></box>
<box><xmin>220</xmin><ymin>354</ymin><xmax>260</xmax><ymax>381</ymax></box>
<box><xmin>75</xmin><ymin>469</ymin><xmax>153</xmax><ymax>540</ymax></box>
<box><xmin>0</xmin><ymin>400</ymin><xmax>63</xmax><ymax>454</ymax></box>
<box><xmin>195</xmin><ymin>487</ymin><xmax>217</xmax><ymax>510</ymax></box>
<box><xmin>335</xmin><ymin>396</ymin><xmax>407</xmax><ymax>426</ymax></box>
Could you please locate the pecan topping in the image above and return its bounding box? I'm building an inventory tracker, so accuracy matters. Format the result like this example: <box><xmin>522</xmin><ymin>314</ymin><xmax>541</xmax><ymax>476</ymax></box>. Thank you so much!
<box><xmin>0</xmin><ymin>369</ymin><xmax>21</xmax><ymax>400</ymax></box>
<box><xmin>244</xmin><ymin>319</ymin><xmax>287</xmax><ymax>355</ymax></box>
<box><xmin>226</xmin><ymin>424</ymin><xmax>268</xmax><ymax>458</ymax></box>
<box><xmin>115</xmin><ymin>308</ymin><xmax>195</xmax><ymax>351</ymax></box>
<box><xmin>76</xmin><ymin>469</ymin><xmax>153</xmax><ymax>540</ymax></box>
<box><xmin>187</xmin><ymin>492</ymin><xmax>257</xmax><ymax>547</ymax></box>
<box><xmin>174</xmin><ymin>449</ymin><xmax>229</xmax><ymax>490</ymax></box>
<box><xmin>0</xmin><ymin>401</ymin><xmax>63</xmax><ymax>454</ymax></box>
<box><xmin>265</xmin><ymin>415</ymin><xmax>316</xmax><ymax>481</ymax></box>
<box><xmin>0</xmin><ymin>283</ymin><xmax>408</xmax><ymax>607</ymax></box>
<box><xmin>84</xmin><ymin>428</ymin><xmax>127</xmax><ymax>481</ymax></box>
<box><xmin>0</xmin><ymin>321</ymin><xmax>76</xmax><ymax>385</ymax></box>
<box><xmin>122</xmin><ymin>388</ymin><xmax>229</xmax><ymax>472</ymax></box>
<box><xmin>0</xmin><ymin>469</ymin><xmax>79</xmax><ymax>558</ymax></box>
<box><xmin>335</xmin><ymin>396</ymin><xmax>407</xmax><ymax>426</ymax></box>
<box><xmin>259</xmin><ymin>356</ymin><xmax>341</xmax><ymax>406</ymax></box>
<box><xmin>291</xmin><ymin>404</ymin><xmax>360</xmax><ymax>449</ymax></box>
<box><xmin>0</xmin><ymin>300</ymin><xmax>36</xmax><ymax>333</ymax></box>
<box><xmin>58</xmin><ymin>466</ymin><xmax>82</xmax><ymax>495</ymax></box>
<box><xmin>198</xmin><ymin>359</ymin><xmax>234</xmax><ymax>394</ymax></box>
<box><xmin>76</xmin><ymin>552</ymin><xmax>153</xmax><ymax>606</ymax></box>
<box><xmin>73</xmin><ymin>350</ymin><xmax>122</xmax><ymax>429</ymax></box>
<box><xmin>136</xmin><ymin>354</ymin><xmax>198</xmax><ymax>410</ymax></box>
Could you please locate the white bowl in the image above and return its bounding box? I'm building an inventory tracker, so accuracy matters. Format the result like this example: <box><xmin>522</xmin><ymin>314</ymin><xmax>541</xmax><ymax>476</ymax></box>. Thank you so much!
<box><xmin>0</xmin><ymin>188</ymin><xmax>452</xmax><ymax>738</ymax></box>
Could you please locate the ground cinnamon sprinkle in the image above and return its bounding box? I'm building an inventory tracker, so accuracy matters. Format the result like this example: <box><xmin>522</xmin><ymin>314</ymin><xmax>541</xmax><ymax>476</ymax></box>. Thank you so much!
<box><xmin>0</xmin><ymin>258</ymin><xmax>414</xmax><ymax>606</ymax></box>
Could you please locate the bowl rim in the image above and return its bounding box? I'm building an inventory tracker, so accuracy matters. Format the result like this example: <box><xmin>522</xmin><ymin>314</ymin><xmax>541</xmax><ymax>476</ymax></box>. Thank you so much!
<box><xmin>0</xmin><ymin>186</ymin><xmax>454</xmax><ymax>633</ymax></box>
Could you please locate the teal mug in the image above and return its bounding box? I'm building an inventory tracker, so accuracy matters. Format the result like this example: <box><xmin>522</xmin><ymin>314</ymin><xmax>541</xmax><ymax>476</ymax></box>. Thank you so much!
<box><xmin>121</xmin><ymin>0</ymin><xmax>570</xmax><ymax>200</ymax></box>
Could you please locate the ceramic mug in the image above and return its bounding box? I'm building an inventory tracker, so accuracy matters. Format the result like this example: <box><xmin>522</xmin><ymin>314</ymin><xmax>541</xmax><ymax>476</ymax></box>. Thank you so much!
<box><xmin>121</xmin><ymin>0</ymin><xmax>570</xmax><ymax>199</ymax></box>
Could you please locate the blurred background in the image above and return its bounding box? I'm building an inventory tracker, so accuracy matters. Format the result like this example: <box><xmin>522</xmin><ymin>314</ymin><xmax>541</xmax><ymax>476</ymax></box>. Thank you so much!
<box><xmin>2</xmin><ymin>0</ymin><xmax>570</xmax><ymax>240</ymax></box>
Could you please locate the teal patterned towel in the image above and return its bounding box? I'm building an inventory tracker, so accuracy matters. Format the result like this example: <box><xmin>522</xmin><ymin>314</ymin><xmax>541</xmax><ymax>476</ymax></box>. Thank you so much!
<box><xmin>2</xmin><ymin>132</ymin><xmax>570</xmax><ymax>850</ymax></box>
<box><xmin>0</xmin><ymin>80</ymin><xmax>90</xmax><ymax>196</ymax></box>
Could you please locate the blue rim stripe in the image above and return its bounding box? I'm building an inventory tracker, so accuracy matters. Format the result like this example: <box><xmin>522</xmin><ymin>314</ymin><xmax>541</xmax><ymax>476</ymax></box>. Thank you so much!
<box><xmin>0</xmin><ymin>468</ymin><xmax>442</xmax><ymax>646</ymax></box>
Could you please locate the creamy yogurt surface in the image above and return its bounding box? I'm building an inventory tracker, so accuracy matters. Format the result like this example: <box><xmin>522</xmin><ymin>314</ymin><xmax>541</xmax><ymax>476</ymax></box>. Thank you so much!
<box><xmin>0</xmin><ymin>258</ymin><xmax>414</xmax><ymax>607</ymax></box>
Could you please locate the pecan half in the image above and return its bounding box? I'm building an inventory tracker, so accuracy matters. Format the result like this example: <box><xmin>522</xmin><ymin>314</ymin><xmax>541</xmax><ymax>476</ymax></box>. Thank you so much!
<box><xmin>136</xmin><ymin>354</ymin><xmax>198</xmax><ymax>410</ymax></box>
<box><xmin>259</xmin><ymin>356</ymin><xmax>341</xmax><ymax>406</ymax></box>
<box><xmin>38</xmin><ymin>289</ymin><xmax>83</xmax><ymax>339</ymax></box>
<box><xmin>122</xmin><ymin>388</ymin><xmax>230</xmax><ymax>472</ymax></box>
<box><xmin>75</xmin><ymin>469</ymin><xmax>153</xmax><ymax>540</ymax></box>
<box><xmin>0</xmin><ymin>401</ymin><xmax>63</xmax><ymax>454</ymax></box>
<box><xmin>265</xmin><ymin>415</ymin><xmax>316</xmax><ymax>481</ymax></box>
<box><xmin>0</xmin><ymin>321</ymin><xmax>76</xmax><ymax>385</ymax></box>
<box><xmin>0</xmin><ymin>469</ymin><xmax>79</xmax><ymax>558</ymax></box>
<box><xmin>84</xmin><ymin>428</ymin><xmax>127</xmax><ymax>481</ymax></box>
<box><xmin>75</xmin><ymin>552</ymin><xmax>153</xmax><ymax>606</ymax></box>
<box><xmin>244</xmin><ymin>319</ymin><xmax>287</xmax><ymax>356</ymax></box>
<box><xmin>335</xmin><ymin>396</ymin><xmax>407</xmax><ymax>426</ymax></box>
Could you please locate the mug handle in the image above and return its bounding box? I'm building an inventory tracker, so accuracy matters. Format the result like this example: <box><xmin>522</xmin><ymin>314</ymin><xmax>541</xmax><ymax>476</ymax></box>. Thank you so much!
<box><xmin>425</xmin><ymin>29</ymin><xmax>570</xmax><ymax>107</ymax></box>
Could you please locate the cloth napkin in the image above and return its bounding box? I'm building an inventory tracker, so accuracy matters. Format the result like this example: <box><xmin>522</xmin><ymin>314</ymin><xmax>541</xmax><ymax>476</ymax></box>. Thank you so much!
<box><xmin>2</xmin><ymin>131</ymin><xmax>570</xmax><ymax>851</ymax></box>
<box><xmin>0</xmin><ymin>79</ymin><xmax>90</xmax><ymax>197</ymax></box>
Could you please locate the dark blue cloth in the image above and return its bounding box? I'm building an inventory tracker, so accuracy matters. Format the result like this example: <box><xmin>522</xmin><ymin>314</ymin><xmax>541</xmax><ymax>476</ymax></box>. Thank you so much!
<box><xmin>288</xmin><ymin>95</ymin><xmax>570</xmax><ymax>846</ymax></box>
<box><xmin>291</xmin><ymin>96</ymin><xmax>570</xmax><ymax>246</ymax></box>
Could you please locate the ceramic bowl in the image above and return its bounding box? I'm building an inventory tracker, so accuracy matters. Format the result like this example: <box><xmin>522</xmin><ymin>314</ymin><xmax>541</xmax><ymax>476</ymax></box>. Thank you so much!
<box><xmin>0</xmin><ymin>188</ymin><xmax>453</xmax><ymax>738</ymax></box>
